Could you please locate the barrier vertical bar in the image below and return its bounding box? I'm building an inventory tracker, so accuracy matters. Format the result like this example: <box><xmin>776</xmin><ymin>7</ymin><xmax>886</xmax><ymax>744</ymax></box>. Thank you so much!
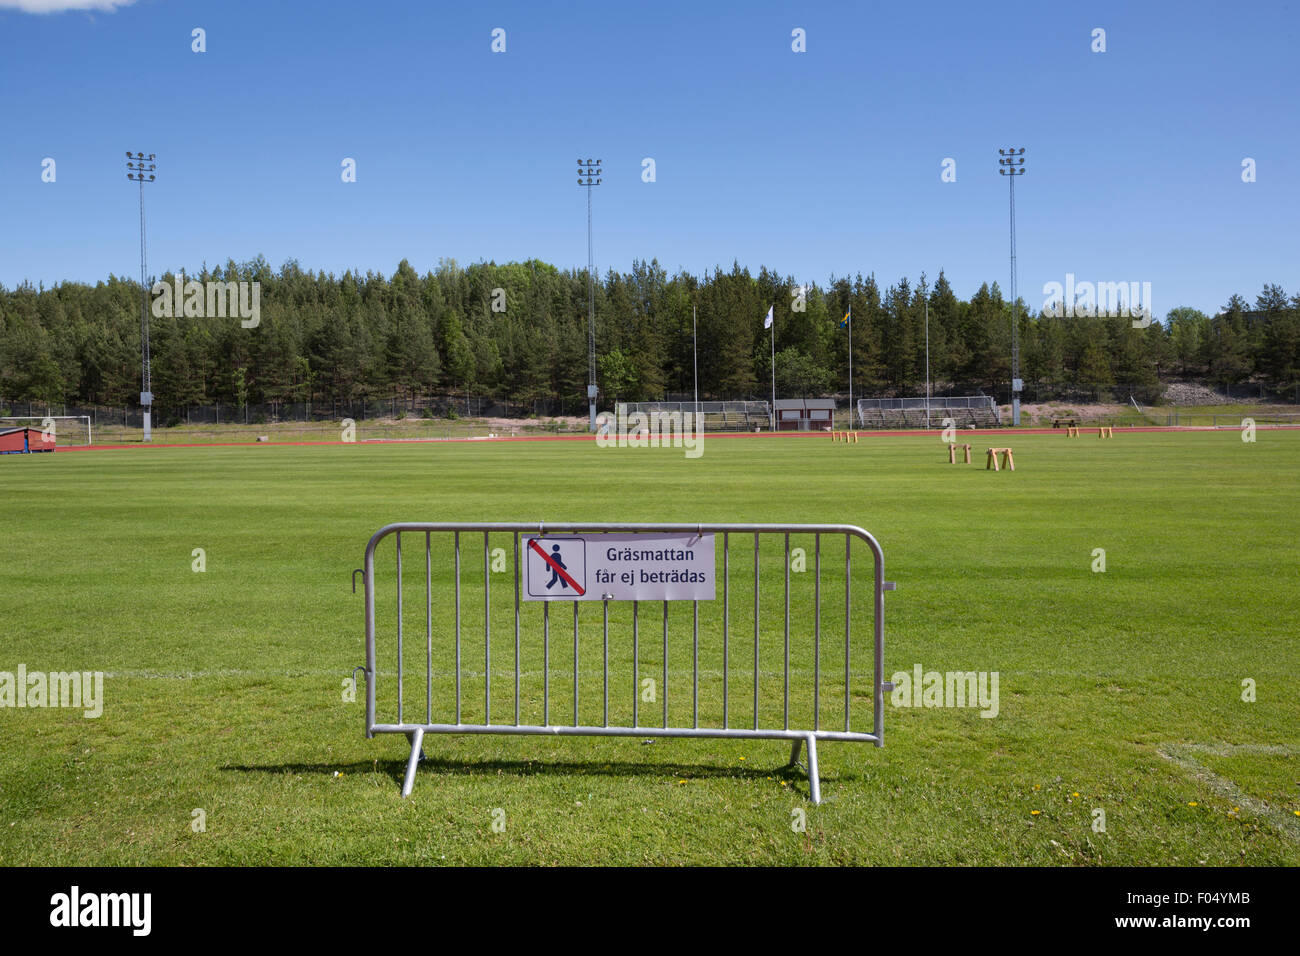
<box><xmin>722</xmin><ymin>532</ymin><xmax>729</xmax><ymax>729</ymax></box>
<box><xmin>602</xmin><ymin>599</ymin><xmax>609</xmax><ymax>727</ymax></box>
<box><xmin>753</xmin><ymin>532</ymin><xmax>759</xmax><ymax>730</ymax></box>
<box><xmin>632</xmin><ymin>600</ymin><xmax>639</xmax><ymax>727</ymax></box>
<box><xmin>692</xmin><ymin>600</ymin><xmax>699</xmax><ymax>728</ymax></box>
<box><xmin>572</xmin><ymin>601</ymin><xmax>579</xmax><ymax>726</ymax></box>
<box><xmin>425</xmin><ymin>531</ymin><xmax>432</xmax><ymax>725</ymax></box>
<box><xmin>873</xmin><ymin>533</ymin><xmax>885</xmax><ymax>747</ymax></box>
<box><xmin>814</xmin><ymin>533</ymin><xmax>820</xmax><ymax>731</ymax></box>
<box><xmin>844</xmin><ymin>535</ymin><xmax>851</xmax><ymax>733</ymax></box>
<box><xmin>661</xmin><ymin>601</ymin><xmax>668</xmax><ymax>728</ymax></box>
<box><xmin>543</xmin><ymin>601</ymin><xmax>550</xmax><ymax>726</ymax></box>
<box><xmin>396</xmin><ymin>532</ymin><xmax>403</xmax><ymax>725</ymax></box>
<box><xmin>513</xmin><ymin>532</ymin><xmax>520</xmax><ymax>727</ymax></box>
<box><xmin>364</xmin><ymin>536</ymin><xmax>376</xmax><ymax>737</ymax></box>
<box><xmin>454</xmin><ymin>531</ymin><xmax>461</xmax><ymax>724</ymax></box>
<box><xmin>484</xmin><ymin>531</ymin><xmax>490</xmax><ymax>725</ymax></box>
<box><xmin>783</xmin><ymin>532</ymin><xmax>790</xmax><ymax>730</ymax></box>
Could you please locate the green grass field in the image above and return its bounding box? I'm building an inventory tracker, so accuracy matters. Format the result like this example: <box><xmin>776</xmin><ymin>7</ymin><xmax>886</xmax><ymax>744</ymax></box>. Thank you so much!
<box><xmin>1</xmin><ymin>429</ymin><xmax>1297</xmax><ymax>865</ymax></box>
<box><xmin>86</xmin><ymin>415</ymin><xmax>585</xmax><ymax>445</ymax></box>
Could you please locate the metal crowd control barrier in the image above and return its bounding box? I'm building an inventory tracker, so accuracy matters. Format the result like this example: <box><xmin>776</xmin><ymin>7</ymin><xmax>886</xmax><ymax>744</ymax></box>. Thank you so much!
<box><xmin>355</xmin><ymin>522</ymin><xmax>893</xmax><ymax>803</ymax></box>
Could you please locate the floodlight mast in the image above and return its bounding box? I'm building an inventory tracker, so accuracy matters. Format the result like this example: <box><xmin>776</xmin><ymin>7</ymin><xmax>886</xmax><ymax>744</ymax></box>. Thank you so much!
<box><xmin>127</xmin><ymin>151</ymin><xmax>157</xmax><ymax>442</ymax></box>
<box><xmin>998</xmin><ymin>147</ymin><xmax>1025</xmax><ymax>427</ymax></box>
<box><xmin>577</xmin><ymin>158</ymin><xmax>602</xmax><ymax>431</ymax></box>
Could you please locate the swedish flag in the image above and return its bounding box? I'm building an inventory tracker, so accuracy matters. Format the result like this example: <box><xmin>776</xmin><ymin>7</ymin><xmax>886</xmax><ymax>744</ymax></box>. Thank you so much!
<box><xmin>839</xmin><ymin>307</ymin><xmax>851</xmax><ymax>329</ymax></box>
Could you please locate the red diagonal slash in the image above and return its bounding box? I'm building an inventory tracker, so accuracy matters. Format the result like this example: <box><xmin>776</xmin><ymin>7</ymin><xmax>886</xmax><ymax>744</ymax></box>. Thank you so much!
<box><xmin>528</xmin><ymin>538</ymin><xmax>586</xmax><ymax>596</ymax></box>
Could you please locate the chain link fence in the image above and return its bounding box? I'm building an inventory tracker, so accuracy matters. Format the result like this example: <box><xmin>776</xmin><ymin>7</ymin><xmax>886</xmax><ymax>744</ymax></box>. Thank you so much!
<box><xmin>0</xmin><ymin>394</ymin><xmax>588</xmax><ymax>430</ymax></box>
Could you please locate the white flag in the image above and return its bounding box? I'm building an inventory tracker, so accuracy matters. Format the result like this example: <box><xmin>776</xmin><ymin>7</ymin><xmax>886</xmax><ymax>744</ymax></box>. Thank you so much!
<box><xmin>763</xmin><ymin>306</ymin><xmax>773</xmax><ymax>329</ymax></box>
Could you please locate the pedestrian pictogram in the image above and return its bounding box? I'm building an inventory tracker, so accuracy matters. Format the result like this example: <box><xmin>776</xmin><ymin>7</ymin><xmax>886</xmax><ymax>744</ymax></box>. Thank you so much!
<box><xmin>530</xmin><ymin>539</ymin><xmax>585</xmax><ymax>595</ymax></box>
<box><xmin>524</xmin><ymin>537</ymin><xmax>587</xmax><ymax>599</ymax></box>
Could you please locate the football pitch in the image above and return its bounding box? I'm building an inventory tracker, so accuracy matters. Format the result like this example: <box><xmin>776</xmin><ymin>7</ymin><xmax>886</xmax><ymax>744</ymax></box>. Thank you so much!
<box><xmin>1</xmin><ymin>430</ymin><xmax>1297</xmax><ymax>865</ymax></box>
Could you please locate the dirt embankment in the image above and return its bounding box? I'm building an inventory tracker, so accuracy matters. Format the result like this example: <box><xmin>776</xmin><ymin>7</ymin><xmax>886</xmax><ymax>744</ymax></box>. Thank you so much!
<box><xmin>1017</xmin><ymin>402</ymin><xmax>1127</xmax><ymax>424</ymax></box>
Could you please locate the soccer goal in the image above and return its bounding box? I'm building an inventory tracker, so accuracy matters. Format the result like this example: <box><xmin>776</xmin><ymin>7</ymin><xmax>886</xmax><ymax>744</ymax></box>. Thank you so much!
<box><xmin>616</xmin><ymin>401</ymin><xmax>771</xmax><ymax>432</ymax></box>
<box><xmin>0</xmin><ymin>416</ymin><xmax>92</xmax><ymax>447</ymax></box>
<box><xmin>855</xmin><ymin>396</ymin><xmax>1000</xmax><ymax>429</ymax></box>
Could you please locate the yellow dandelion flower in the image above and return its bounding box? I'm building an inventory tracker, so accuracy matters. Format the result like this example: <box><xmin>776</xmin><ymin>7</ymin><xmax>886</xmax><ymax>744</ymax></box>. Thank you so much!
<box><xmin>1071</xmin><ymin>792</ymin><xmax>1079</xmax><ymax>798</ymax></box>
<box><xmin>1188</xmin><ymin>801</ymin><xmax>1198</xmax><ymax>807</ymax></box>
<box><xmin>1030</xmin><ymin>810</ymin><xmax>1041</xmax><ymax>816</ymax></box>
<box><xmin>1033</xmin><ymin>784</ymin><xmax>1041</xmax><ymax>791</ymax></box>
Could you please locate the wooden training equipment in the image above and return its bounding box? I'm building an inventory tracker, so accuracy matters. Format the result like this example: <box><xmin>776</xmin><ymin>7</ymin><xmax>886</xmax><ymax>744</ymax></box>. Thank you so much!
<box><xmin>1098</xmin><ymin>426</ymin><xmax>1113</xmax><ymax>438</ymax></box>
<box><xmin>986</xmin><ymin>447</ymin><xmax>1015</xmax><ymax>471</ymax></box>
<box><xmin>948</xmin><ymin>443</ymin><xmax>972</xmax><ymax>464</ymax></box>
<box><xmin>1066</xmin><ymin>426</ymin><xmax>1080</xmax><ymax>437</ymax></box>
<box><xmin>832</xmin><ymin>431</ymin><xmax>859</xmax><ymax>443</ymax></box>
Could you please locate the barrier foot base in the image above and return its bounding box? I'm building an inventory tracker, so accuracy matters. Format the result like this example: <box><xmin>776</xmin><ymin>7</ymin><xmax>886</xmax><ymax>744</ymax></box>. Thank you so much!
<box><xmin>401</xmin><ymin>728</ymin><xmax>425</xmax><ymax>798</ymax></box>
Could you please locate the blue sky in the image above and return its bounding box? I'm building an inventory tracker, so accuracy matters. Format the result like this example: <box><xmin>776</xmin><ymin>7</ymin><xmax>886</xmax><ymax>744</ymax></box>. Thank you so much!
<box><xmin>1</xmin><ymin>0</ymin><xmax>1296</xmax><ymax>316</ymax></box>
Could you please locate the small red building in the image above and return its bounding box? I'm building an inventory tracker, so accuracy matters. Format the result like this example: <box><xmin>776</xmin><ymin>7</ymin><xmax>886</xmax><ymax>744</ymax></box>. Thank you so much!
<box><xmin>0</xmin><ymin>427</ymin><xmax>56</xmax><ymax>454</ymax></box>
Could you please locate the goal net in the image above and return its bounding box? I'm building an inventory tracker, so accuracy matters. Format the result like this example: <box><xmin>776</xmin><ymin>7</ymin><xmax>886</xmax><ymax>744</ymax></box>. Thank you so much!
<box><xmin>0</xmin><ymin>416</ymin><xmax>92</xmax><ymax>447</ymax></box>
<box><xmin>855</xmin><ymin>396</ymin><xmax>1001</xmax><ymax>429</ymax></box>
<box><xmin>616</xmin><ymin>401</ymin><xmax>771</xmax><ymax>431</ymax></box>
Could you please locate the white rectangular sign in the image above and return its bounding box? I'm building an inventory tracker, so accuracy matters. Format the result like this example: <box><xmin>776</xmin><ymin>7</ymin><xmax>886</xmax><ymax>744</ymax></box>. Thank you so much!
<box><xmin>522</xmin><ymin>533</ymin><xmax>715</xmax><ymax>602</ymax></box>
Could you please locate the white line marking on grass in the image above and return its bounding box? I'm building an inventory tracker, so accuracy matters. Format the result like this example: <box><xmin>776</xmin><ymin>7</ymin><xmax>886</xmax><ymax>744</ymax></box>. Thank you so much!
<box><xmin>1156</xmin><ymin>743</ymin><xmax>1300</xmax><ymax>842</ymax></box>
<box><xmin>102</xmin><ymin>668</ymin><xmax>849</xmax><ymax>681</ymax></box>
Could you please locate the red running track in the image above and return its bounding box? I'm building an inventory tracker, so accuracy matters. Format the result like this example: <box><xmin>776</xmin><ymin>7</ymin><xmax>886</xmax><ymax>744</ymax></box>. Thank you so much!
<box><xmin>46</xmin><ymin>422</ymin><xmax>1298</xmax><ymax>453</ymax></box>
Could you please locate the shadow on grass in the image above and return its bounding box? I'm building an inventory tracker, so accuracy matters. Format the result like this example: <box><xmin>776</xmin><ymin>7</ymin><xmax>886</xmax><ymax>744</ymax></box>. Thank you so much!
<box><xmin>222</xmin><ymin>745</ymin><xmax>825</xmax><ymax>796</ymax></box>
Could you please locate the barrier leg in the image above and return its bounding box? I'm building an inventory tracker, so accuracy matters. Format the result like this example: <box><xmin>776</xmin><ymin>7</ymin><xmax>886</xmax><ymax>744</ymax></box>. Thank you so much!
<box><xmin>805</xmin><ymin>733</ymin><xmax>821</xmax><ymax>805</ymax></box>
<box><xmin>964</xmin><ymin>443</ymin><xmax>971</xmax><ymax>464</ymax></box>
<box><xmin>401</xmin><ymin>727</ymin><xmax>425</xmax><ymax>798</ymax></box>
<box><xmin>948</xmin><ymin>443</ymin><xmax>955</xmax><ymax>464</ymax></box>
<box><xmin>786</xmin><ymin>737</ymin><xmax>804</xmax><ymax>769</ymax></box>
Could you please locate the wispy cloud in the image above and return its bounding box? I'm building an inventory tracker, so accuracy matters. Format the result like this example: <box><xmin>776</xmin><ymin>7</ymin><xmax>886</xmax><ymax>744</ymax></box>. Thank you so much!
<box><xmin>0</xmin><ymin>0</ymin><xmax>137</xmax><ymax>13</ymax></box>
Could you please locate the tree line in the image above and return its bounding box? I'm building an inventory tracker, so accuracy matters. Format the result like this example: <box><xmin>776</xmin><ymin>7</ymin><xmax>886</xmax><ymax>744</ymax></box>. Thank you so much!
<box><xmin>2</xmin><ymin>256</ymin><xmax>1297</xmax><ymax>409</ymax></box>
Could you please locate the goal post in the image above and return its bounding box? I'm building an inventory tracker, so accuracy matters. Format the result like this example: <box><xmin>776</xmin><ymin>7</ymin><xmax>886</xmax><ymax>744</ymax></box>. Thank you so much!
<box><xmin>0</xmin><ymin>416</ymin><xmax>92</xmax><ymax>447</ymax></box>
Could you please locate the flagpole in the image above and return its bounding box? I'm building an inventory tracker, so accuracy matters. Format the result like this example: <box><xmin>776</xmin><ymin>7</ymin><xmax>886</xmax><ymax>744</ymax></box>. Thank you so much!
<box><xmin>692</xmin><ymin>304</ymin><xmax>699</xmax><ymax>418</ymax></box>
<box><xmin>770</xmin><ymin>307</ymin><xmax>776</xmax><ymax>431</ymax></box>
<box><xmin>848</xmin><ymin>306</ymin><xmax>853</xmax><ymax>430</ymax></box>
<box><xmin>925</xmin><ymin>299</ymin><xmax>931</xmax><ymax>429</ymax></box>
